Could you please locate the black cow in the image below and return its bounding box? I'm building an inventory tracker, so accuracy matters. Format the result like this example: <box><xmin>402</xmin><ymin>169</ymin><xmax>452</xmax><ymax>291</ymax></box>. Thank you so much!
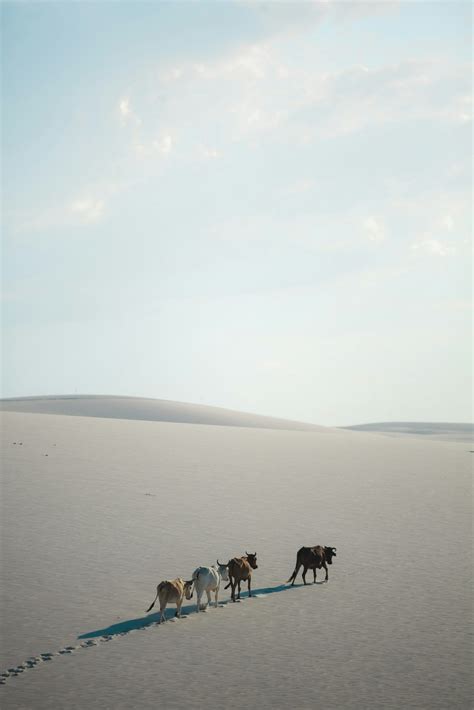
<box><xmin>286</xmin><ymin>545</ymin><xmax>337</xmax><ymax>585</ymax></box>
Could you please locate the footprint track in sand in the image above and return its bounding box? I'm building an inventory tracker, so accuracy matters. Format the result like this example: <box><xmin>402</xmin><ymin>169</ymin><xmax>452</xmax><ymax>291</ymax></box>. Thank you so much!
<box><xmin>0</xmin><ymin>594</ymin><xmax>267</xmax><ymax>684</ymax></box>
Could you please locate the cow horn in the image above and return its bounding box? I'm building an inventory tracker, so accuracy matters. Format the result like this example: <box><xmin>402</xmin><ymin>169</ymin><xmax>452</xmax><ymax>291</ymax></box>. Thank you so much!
<box><xmin>332</xmin><ymin>547</ymin><xmax>337</xmax><ymax>552</ymax></box>
<box><xmin>245</xmin><ymin>551</ymin><xmax>249</xmax><ymax>556</ymax></box>
<box><xmin>217</xmin><ymin>559</ymin><xmax>223</xmax><ymax>567</ymax></box>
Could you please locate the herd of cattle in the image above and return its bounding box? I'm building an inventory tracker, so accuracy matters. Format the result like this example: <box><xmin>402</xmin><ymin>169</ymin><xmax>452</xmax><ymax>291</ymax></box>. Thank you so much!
<box><xmin>145</xmin><ymin>545</ymin><xmax>337</xmax><ymax>624</ymax></box>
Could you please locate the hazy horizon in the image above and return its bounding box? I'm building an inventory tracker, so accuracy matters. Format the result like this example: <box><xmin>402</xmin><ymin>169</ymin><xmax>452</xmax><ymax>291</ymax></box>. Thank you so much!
<box><xmin>2</xmin><ymin>1</ymin><xmax>472</xmax><ymax>427</ymax></box>
<box><xmin>1</xmin><ymin>393</ymin><xmax>473</xmax><ymax>436</ymax></box>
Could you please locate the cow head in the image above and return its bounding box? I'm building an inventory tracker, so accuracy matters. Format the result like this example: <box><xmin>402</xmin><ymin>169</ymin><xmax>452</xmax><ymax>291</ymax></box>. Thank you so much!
<box><xmin>216</xmin><ymin>560</ymin><xmax>229</xmax><ymax>582</ymax></box>
<box><xmin>245</xmin><ymin>551</ymin><xmax>258</xmax><ymax>569</ymax></box>
<box><xmin>184</xmin><ymin>580</ymin><xmax>194</xmax><ymax>599</ymax></box>
<box><xmin>324</xmin><ymin>547</ymin><xmax>337</xmax><ymax>564</ymax></box>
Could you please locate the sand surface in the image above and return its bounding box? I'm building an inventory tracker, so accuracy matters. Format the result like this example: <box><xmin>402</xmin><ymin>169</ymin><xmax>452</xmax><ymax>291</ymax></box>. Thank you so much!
<box><xmin>1</xmin><ymin>409</ymin><xmax>472</xmax><ymax>709</ymax></box>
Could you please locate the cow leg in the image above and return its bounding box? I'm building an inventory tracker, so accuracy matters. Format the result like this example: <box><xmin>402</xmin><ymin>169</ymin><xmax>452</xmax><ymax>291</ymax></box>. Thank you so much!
<box><xmin>196</xmin><ymin>590</ymin><xmax>202</xmax><ymax>612</ymax></box>
<box><xmin>205</xmin><ymin>590</ymin><xmax>211</xmax><ymax>609</ymax></box>
<box><xmin>302</xmin><ymin>566</ymin><xmax>308</xmax><ymax>585</ymax></box>
<box><xmin>230</xmin><ymin>576</ymin><xmax>236</xmax><ymax>602</ymax></box>
<box><xmin>175</xmin><ymin>600</ymin><xmax>182</xmax><ymax>618</ymax></box>
<box><xmin>214</xmin><ymin>588</ymin><xmax>219</xmax><ymax>608</ymax></box>
<box><xmin>313</xmin><ymin>568</ymin><xmax>317</xmax><ymax>583</ymax></box>
<box><xmin>159</xmin><ymin>603</ymin><xmax>167</xmax><ymax>623</ymax></box>
<box><xmin>247</xmin><ymin>577</ymin><xmax>252</xmax><ymax>597</ymax></box>
<box><xmin>237</xmin><ymin>580</ymin><xmax>241</xmax><ymax>600</ymax></box>
<box><xmin>322</xmin><ymin>561</ymin><xmax>329</xmax><ymax>581</ymax></box>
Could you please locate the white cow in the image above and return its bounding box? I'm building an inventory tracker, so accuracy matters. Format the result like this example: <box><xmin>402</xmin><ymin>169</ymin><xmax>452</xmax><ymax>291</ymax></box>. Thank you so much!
<box><xmin>192</xmin><ymin>561</ymin><xmax>229</xmax><ymax>612</ymax></box>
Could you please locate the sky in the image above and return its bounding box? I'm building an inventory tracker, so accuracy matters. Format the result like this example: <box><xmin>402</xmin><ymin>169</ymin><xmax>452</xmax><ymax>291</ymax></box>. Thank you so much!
<box><xmin>1</xmin><ymin>0</ymin><xmax>472</xmax><ymax>426</ymax></box>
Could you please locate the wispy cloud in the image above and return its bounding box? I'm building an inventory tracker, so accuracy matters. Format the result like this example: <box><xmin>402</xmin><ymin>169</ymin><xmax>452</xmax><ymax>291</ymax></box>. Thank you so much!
<box><xmin>11</xmin><ymin>181</ymin><xmax>132</xmax><ymax>234</ymax></box>
<box><xmin>118</xmin><ymin>91</ymin><xmax>176</xmax><ymax>159</ymax></box>
<box><xmin>240</xmin><ymin>0</ymin><xmax>399</xmax><ymax>42</ymax></box>
<box><xmin>132</xmin><ymin>46</ymin><xmax>471</xmax><ymax>156</ymax></box>
<box><xmin>198</xmin><ymin>145</ymin><xmax>221</xmax><ymax>160</ymax></box>
<box><xmin>441</xmin><ymin>215</ymin><xmax>455</xmax><ymax>232</ymax></box>
<box><xmin>118</xmin><ymin>96</ymin><xmax>141</xmax><ymax>126</ymax></box>
<box><xmin>153</xmin><ymin>134</ymin><xmax>173</xmax><ymax>154</ymax></box>
<box><xmin>363</xmin><ymin>216</ymin><xmax>385</xmax><ymax>243</ymax></box>
<box><xmin>282</xmin><ymin>179</ymin><xmax>317</xmax><ymax>195</ymax></box>
<box><xmin>69</xmin><ymin>198</ymin><xmax>105</xmax><ymax>223</ymax></box>
<box><xmin>410</xmin><ymin>237</ymin><xmax>455</xmax><ymax>257</ymax></box>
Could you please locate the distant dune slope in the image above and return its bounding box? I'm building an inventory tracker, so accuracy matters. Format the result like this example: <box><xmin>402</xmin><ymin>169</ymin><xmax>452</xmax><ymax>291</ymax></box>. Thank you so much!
<box><xmin>342</xmin><ymin>421</ymin><xmax>473</xmax><ymax>443</ymax></box>
<box><xmin>0</xmin><ymin>395</ymin><xmax>326</xmax><ymax>432</ymax></box>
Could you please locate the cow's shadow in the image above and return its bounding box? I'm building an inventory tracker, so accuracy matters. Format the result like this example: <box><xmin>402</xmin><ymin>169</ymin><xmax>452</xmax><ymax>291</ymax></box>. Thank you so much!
<box><xmin>77</xmin><ymin>582</ymin><xmax>325</xmax><ymax>640</ymax></box>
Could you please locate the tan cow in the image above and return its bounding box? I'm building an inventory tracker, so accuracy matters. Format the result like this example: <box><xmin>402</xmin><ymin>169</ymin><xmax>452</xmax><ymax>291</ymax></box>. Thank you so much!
<box><xmin>225</xmin><ymin>552</ymin><xmax>258</xmax><ymax>602</ymax></box>
<box><xmin>145</xmin><ymin>578</ymin><xmax>194</xmax><ymax>623</ymax></box>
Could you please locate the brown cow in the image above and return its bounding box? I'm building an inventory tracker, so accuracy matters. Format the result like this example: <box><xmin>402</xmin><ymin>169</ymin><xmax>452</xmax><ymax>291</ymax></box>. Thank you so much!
<box><xmin>145</xmin><ymin>578</ymin><xmax>194</xmax><ymax>623</ymax></box>
<box><xmin>286</xmin><ymin>545</ymin><xmax>337</xmax><ymax>585</ymax></box>
<box><xmin>225</xmin><ymin>552</ymin><xmax>258</xmax><ymax>602</ymax></box>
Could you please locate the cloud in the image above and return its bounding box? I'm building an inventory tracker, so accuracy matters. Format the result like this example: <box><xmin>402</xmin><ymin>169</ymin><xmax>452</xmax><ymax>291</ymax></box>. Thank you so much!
<box><xmin>144</xmin><ymin>45</ymin><xmax>471</xmax><ymax>153</ymax></box>
<box><xmin>199</xmin><ymin>145</ymin><xmax>221</xmax><ymax>160</ymax></box>
<box><xmin>118</xmin><ymin>96</ymin><xmax>141</xmax><ymax>126</ymax></box>
<box><xmin>283</xmin><ymin>179</ymin><xmax>317</xmax><ymax>195</ymax></box>
<box><xmin>69</xmin><ymin>198</ymin><xmax>105</xmax><ymax>223</ymax></box>
<box><xmin>441</xmin><ymin>215</ymin><xmax>455</xmax><ymax>232</ymax></box>
<box><xmin>11</xmin><ymin>180</ymin><xmax>133</xmax><ymax>234</ymax></box>
<box><xmin>363</xmin><ymin>216</ymin><xmax>385</xmax><ymax>243</ymax></box>
<box><xmin>153</xmin><ymin>134</ymin><xmax>173</xmax><ymax>154</ymax></box>
<box><xmin>388</xmin><ymin>189</ymin><xmax>470</xmax><ymax>255</ymax></box>
<box><xmin>238</xmin><ymin>0</ymin><xmax>399</xmax><ymax>41</ymax></box>
<box><xmin>119</xmin><ymin>92</ymin><xmax>175</xmax><ymax>158</ymax></box>
<box><xmin>192</xmin><ymin>43</ymin><xmax>273</xmax><ymax>81</ymax></box>
<box><xmin>295</xmin><ymin>60</ymin><xmax>472</xmax><ymax>140</ymax></box>
<box><xmin>119</xmin><ymin>98</ymin><xmax>130</xmax><ymax>117</ymax></box>
<box><xmin>410</xmin><ymin>237</ymin><xmax>455</xmax><ymax>257</ymax></box>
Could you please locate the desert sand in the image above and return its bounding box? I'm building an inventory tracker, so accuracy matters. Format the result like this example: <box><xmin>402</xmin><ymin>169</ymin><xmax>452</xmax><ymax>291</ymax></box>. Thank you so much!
<box><xmin>0</xmin><ymin>398</ymin><xmax>472</xmax><ymax>709</ymax></box>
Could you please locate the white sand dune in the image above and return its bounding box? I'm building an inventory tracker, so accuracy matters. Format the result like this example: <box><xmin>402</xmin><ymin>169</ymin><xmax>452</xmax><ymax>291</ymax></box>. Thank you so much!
<box><xmin>1</xmin><ymin>405</ymin><xmax>472</xmax><ymax>709</ymax></box>
<box><xmin>343</xmin><ymin>421</ymin><xmax>473</xmax><ymax>443</ymax></box>
<box><xmin>0</xmin><ymin>395</ymin><xmax>326</xmax><ymax>432</ymax></box>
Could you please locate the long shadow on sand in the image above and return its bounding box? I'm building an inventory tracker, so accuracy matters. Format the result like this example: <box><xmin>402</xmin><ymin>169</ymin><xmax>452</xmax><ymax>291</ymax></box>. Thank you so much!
<box><xmin>78</xmin><ymin>582</ymin><xmax>325</xmax><ymax>640</ymax></box>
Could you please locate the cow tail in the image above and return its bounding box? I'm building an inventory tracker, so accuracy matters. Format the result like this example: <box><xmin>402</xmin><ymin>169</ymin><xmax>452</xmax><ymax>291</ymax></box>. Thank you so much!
<box><xmin>145</xmin><ymin>585</ymin><xmax>160</xmax><ymax>613</ymax></box>
<box><xmin>286</xmin><ymin>561</ymin><xmax>300</xmax><ymax>584</ymax></box>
